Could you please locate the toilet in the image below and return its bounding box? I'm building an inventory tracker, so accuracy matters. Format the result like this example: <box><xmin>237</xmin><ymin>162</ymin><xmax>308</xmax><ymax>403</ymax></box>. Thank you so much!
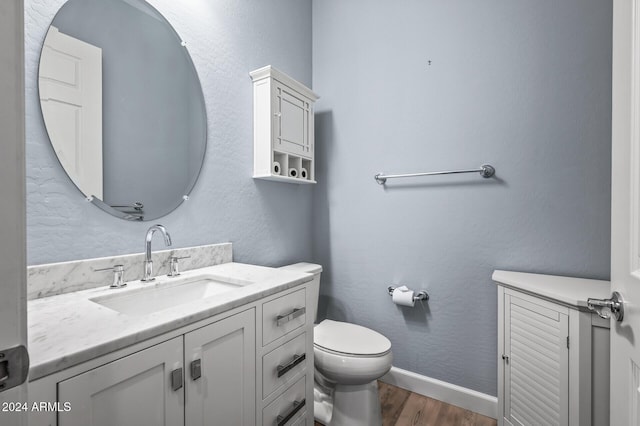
<box><xmin>280</xmin><ymin>263</ymin><xmax>393</xmax><ymax>426</ymax></box>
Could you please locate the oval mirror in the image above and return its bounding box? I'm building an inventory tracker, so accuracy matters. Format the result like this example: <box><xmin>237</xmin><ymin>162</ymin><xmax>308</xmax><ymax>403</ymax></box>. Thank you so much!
<box><xmin>38</xmin><ymin>0</ymin><xmax>207</xmax><ymax>221</ymax></box>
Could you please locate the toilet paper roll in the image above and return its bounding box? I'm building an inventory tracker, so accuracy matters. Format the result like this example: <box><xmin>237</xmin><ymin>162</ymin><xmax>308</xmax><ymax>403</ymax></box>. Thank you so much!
<box><xmin>288</xmin><ymin>168</ymin><xmax>298</xmax><ymax>178</ymax></box>
<box><xmin>272</xmin><ymin>161</ymin><xmax>281</xmax><ymax>175</ymax></box>
<box><xmin>392</xmin><ymin>285</ymin><xmax>415</xmax><ymax>307</ymax></box>
<box><xmin>300</xmin><ymin>168</ymin><xmax>308</xmax><ymax>179</ymax></box>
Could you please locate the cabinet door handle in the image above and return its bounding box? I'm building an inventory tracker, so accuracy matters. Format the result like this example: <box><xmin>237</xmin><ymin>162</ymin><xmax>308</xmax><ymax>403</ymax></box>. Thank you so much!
<box><xmin>276</xmin><ymin>353</ymin><xmax>306</xmax><ymax>378</ymax></box>
<box><xmin>171</xmin><ymin>368</ymin><xmax>183</xmax><ymax>391</ymax></box>
<box><xmin>276</xmin><ymin>307</ymin><xmax>306</xmax><ymax>326</ymax></box>
<box><xmin>276</xmin><ymin>399</ymin><xmax>306</xmax><ymax>426</ymax></box>
<box><xmin>191</xmin><ymin>359</ymin><xmax>202</xmax><ymax>381</ymax></box>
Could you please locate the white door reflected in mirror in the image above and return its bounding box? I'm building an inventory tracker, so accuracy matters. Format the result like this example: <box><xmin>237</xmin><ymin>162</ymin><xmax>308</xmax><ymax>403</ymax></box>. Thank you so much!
<box><xmin>39</xmin><ymin>25</ymin><xmax>103</xmax><ymax>200</ymax></box>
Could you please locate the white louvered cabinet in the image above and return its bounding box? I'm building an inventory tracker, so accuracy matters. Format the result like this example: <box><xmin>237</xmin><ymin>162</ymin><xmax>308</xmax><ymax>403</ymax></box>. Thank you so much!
<box><xmin>502</xmin><ymin>291</ymin><xmax>569</xmax><ymax>426</ymax></box>
<box><xmin>494</xmin><ymin>271</ymin><xmax>611</xmax><ymax>426</ymax></box>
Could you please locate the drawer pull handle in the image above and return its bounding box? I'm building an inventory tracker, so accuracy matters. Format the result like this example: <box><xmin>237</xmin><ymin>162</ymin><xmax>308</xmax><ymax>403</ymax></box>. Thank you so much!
<box><xmin>276</xmin><ymin>307</ymin><xmax>306</xmax><ymax>326</ymax></box>
<box><xmin>170</xmin><ymin>367</ymin><xmax>183</xmax><ymax>391</ymax></box>
<box><xmin>277</xmin><ymin>353</ymin><xmax>306</xmax><ymax>378</ymax></box>
<box><xmin>276</xmin><ymin>399</ymin><xmax>306</xmax><ymax>426</ymax></box>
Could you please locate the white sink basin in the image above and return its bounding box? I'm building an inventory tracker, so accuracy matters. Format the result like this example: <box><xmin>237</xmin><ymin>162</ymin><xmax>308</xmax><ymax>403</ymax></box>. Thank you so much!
<box><xmin>90</xmin><ymin>274</ymin><xmax>253</xmax><ymax>316</ymax></box>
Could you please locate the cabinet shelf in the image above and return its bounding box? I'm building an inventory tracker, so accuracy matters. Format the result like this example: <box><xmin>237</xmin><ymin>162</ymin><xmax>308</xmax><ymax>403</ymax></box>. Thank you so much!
<box><xmin>253</xmin><ymin>173</ymin><xmax>317</xmax><ymax>184</ymax></box>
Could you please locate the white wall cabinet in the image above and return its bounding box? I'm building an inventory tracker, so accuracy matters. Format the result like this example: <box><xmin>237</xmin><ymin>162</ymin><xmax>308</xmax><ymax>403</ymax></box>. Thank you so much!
<box><xmin>250</xmin><ymin>65</ymin><xmax>319</xmax><ymax>184</ymax></box>
<box><xmin>494</xmin><ymin>271</ymin><xmax>610</xmax><ymax>426</ymax></box>
<box><xmin>28</xmin><ymin>283</ymin><xmax>314</xmax><ymax>426</ymax></box>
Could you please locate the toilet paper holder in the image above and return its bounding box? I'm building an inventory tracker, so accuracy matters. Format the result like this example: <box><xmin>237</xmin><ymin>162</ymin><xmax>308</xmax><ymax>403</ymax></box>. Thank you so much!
<box><xmin>387</xmin><ymin>286</ymin><xmax>429</xmax><ymax>302</ymax></box>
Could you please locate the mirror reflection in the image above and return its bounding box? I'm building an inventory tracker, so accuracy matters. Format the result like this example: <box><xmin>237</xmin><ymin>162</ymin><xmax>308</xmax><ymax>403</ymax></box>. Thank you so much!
<box><xmin>38</xmin><ymin>0</ymin><xmax>207</xmax><ymax>221</ymax></box>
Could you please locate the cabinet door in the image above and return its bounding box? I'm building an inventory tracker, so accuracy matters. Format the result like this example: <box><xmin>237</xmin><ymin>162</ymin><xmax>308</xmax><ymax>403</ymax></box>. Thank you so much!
<box><xmin>185</xmin><ymin>309</ymin><xmax>256</xmax><ymax>426</ymax></box>
<box><xmin>503</xmin><ymin>294</ymin><xmax>569</xmax><ymax>426</ymax></box>
<box><xmin>58</xmin><ymin>337</ymin><xmax>184</xmax><ymax>426</ymax></box>
<box><xmin>273</xmin><ymin>82</ymin><xmax>312</xmax><ymax>158</ymax></box>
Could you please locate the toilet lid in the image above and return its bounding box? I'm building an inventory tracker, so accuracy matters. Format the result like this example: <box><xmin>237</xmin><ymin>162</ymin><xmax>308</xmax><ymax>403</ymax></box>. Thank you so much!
<box><xmin>314</xmin><ymin>320</ymin><xmax>391</xmax><ymax>356</ymax></box>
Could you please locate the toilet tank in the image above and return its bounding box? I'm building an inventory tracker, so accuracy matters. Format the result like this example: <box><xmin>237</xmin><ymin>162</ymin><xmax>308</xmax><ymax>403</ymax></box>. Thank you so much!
<box><xmin>279</xmin><ymin>263</ymin><xmax>322</xmax><ymax>324</ymax></box>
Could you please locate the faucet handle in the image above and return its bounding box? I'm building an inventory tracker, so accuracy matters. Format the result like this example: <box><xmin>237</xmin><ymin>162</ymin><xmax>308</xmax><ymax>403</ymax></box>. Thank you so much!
<box><xmin>168</xmin><ymin>256</ymin><xmax>191</xmax><ymax>277</ymax></box>
<box><xmin>95</xmin><ymin>265</ymin><xmax>127</xmax><ymax>288</ymax></box>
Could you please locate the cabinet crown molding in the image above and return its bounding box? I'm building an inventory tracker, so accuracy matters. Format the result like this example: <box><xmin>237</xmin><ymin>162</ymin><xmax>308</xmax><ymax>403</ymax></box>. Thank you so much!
<box><xmin>250</xmin><ymin>65</ymin><xmax>319</xmax><ymax>101</ymax></box>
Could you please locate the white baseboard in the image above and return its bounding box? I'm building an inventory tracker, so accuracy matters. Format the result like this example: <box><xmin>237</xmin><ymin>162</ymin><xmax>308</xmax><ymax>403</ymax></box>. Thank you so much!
<box><xmin>380</xmin><ymin>366</ymin><xmax>498</xmax><ymax>419</ymax></box>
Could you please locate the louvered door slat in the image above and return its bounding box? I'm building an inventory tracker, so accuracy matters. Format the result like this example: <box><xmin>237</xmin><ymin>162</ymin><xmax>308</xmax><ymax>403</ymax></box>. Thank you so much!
<box><xmin>509</xmin><ymin>352</ymin><xmax>559</xmax><ymax>392</ymax></box>
<box><xmin>504</xmin><ymin>294</ymin><xmax>569</xmax><ymax>426</ymax></box>
<box><xmin>510</xmin><ymin>311</ymin><xmax>563</xmax><ymax>344</ymax></box>
<box><xmin>511</xmin><ymin>308</ymin><xmax>561</xmax><ymax>336</ymax></box>
<box><xmin>511</xmin><ymin>327</ymin><xmax>563</xmax><ymax>362</ymax></box>
<box><xmin>511</xmin><ymin>374</ymin><xmax>560</xmax><ymax>415</ymax></box>
<box><xmin>511</xmin><ymin>390</ymin><xmax>558</xmax><ymax>426</ymax></box>
<box><xmin>510</xmin><ymin>337</ymin><xmax>561</xmax><ymax>376</ymax></box>
<box><xmin>510</xmin><ymin>400</ymin><xmax>538</xmax><ymax>426</ymax></box>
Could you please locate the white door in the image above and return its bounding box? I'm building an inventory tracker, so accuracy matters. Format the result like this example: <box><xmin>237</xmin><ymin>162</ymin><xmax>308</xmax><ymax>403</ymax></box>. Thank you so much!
<box><xmin>610</xmin><ymin>0</ymin><xmax>640</xmax><ymax>424</ymax></box>
<box><xmin>39</xmin><ymin>25</ymin><xmax>103</xmax><ymax>199</ymax></box>
<box><xmin>184</xmin><ymin>309</ymin><xmax>256</xmax><ymax>426</ymax></box>
<box><xmin>58</xmin><ymin>337</ymin><xmax>184</xmax><ymax>426</ymax></box>
<box><xmin>0</xmin><ymin>0</ymin><xmax>28</xmax><ymax>425</ymax></box>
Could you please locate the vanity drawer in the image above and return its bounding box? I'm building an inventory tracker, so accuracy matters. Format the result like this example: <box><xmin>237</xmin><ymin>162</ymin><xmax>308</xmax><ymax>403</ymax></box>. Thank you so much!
<box><xmin>290</xmin><ymin>415</ymin><xmax>308</xmax><ymax>426</ymax></box>
<box><xmin>263</xmin><ymin>332</ymin><xmax>307</xmax><ymax>398</ymax></box>
<box><xmin>263</xmin><ymin>375</ymin><xmax>306</xmax><ymax>426</ymax></box>
<box><xmin>263</xmin><ymin>288</ymin><xmax>306</xmax><ymax>346</ymax></box>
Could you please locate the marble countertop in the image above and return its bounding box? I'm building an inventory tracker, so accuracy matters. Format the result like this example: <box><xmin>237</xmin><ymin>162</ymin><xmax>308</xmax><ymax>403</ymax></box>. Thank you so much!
<box><xmin>492</xmin><ymin>270</ymin><xmax>610</xmax><ymax>310</ymax></box>
<box><xmin>28</xmin><ymin>262</ymin><xmax>312</xmax><ymax>381</ymax></box>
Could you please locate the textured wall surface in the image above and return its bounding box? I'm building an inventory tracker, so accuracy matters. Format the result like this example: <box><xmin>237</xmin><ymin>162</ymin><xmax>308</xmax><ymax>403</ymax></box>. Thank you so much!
<box><xmin>312</xmin><ymin>0</ymin><xmax>612</xmax><ymax>396</ymax></box>
<box><xmin>26</xmin><ymin>0</ymin><xmax>313</xmax><ymax>265</ymax></box>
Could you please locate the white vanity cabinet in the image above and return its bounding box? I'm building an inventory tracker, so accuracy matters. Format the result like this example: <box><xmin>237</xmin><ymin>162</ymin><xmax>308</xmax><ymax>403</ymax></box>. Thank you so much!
<box><xmin>57</xmin><ymin>337</ymin><xmax>184</xmax><ymax>426</ymax></box>
<box><xmin>257</xmin><ymin>287</ymin><xmax>313</xmax><ymax>426</ymax></box>
<box><xmin>28</xmin><ymin>281</ymin><xmax>315</xmax><ymax>426</ymax></box>
<box><xmin>51</xmin><ymin>309</ymin><xmax>255</xmax><ymax>426</ymax></box>
<box><xmin>493</xmin><ymin>271</ymin><xmax>611</xmax><ymax>426</ymax></box>
<box><xmin>250</xmin><ymin>65</ymin><xmax>319</xmax><ymax>184</ymax></box>
<box><xmin>185</xmin><ymin>309</ymin><xmax>256</xmax><ymax>426</ymax></box>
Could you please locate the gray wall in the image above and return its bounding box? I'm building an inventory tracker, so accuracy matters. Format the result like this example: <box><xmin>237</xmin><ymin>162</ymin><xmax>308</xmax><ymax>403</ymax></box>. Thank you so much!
<box><xmin>312</xmin><ymin>0</ymin><xmax>612</xmax><ymax>396</ymax></box>
<box><xmin>26</xmin><ymin>0</ymin><xmax>313</xmax><ymax>265</ymax></box>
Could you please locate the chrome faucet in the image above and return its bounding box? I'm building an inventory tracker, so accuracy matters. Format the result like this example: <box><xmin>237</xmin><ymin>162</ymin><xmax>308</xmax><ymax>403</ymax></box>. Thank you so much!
<box><xmin>142</xmin><ymin>224</ymin><xmax>172</xmax><ymax>281</ymax></box>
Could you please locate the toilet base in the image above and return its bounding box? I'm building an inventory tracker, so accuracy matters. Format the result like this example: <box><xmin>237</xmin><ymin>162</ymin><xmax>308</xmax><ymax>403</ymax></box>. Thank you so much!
<box><xmin>314</xmin><ymin>380</ymin><xmax>382</xmax><ymax>426</ymax></box>
<box><xmin>314</xmin><ymin>386</ymin><xmax>333</xmax><ymax>425</ymax></box>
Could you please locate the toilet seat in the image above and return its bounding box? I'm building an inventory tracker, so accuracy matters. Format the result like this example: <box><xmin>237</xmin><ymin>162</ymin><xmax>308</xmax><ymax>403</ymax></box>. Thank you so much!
<box><xmin>314</xmin><ymin>344</ymin><xmax>393</xmax><ymax>386</ymax></box>
<box><xmin>313</xmin><ymin>320</ymin><xmax>393</xmax><ymax>387</ymax></box>
<box><xmin>314</xmin><ymin>320</ymin><xmax>391</xmax><ymax>356</ymax></box>
<box><xmin>314</xmin><ymin>344</ymin><xmax>391</xmax><ymax>358</ymax></box>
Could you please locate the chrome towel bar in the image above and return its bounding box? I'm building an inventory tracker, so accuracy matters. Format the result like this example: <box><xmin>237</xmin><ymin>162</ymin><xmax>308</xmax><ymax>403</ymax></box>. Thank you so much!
<box><xmin>374</xmin><ymin>164</ymin><xmax>495</xmax><ymax>185</ymax></box>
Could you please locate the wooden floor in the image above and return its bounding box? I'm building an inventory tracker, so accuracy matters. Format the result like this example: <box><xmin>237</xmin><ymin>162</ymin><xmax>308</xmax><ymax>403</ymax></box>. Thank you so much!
<box><xmin>314</xmin><ymin>382</ymin><xmax>497</xmax><ymax>426</ymax></box>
